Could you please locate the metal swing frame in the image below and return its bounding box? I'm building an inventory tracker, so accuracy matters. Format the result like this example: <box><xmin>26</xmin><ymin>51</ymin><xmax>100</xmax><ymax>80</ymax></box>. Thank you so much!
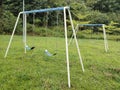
<box><xmin>4</xmin><ymin>6</ymin><xmax>85</xmax><ymax>88</ymax></box>
<box><xmin>69</xmin><ymin>24</ymin><xmax>109</xmax><ymax>52</ymax></box>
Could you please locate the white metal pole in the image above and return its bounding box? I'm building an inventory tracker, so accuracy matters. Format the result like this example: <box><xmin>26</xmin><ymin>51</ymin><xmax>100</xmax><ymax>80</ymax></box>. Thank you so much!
<box><xmin>68</xmin><ymin>24</ymin><xmax>79</xmax><ymax>46</ymax></box>
<box><xmin>23</xmin><ymin>0</ymin><xmax>25</xmax><ymax>12</ymax></box>
<box><xmin>4</xmin><ymin>13</ymin><xmax>21</xmax><ymax>58</ymax></box>
<box><xmin>102</xmin><ymin>24</ymin><xmax>108</xmax><ymax>52</ymax></box>
<box><xmin>24</xmin><ymin>13</ymin><xmax>27</xmax><ymax>53</ymax></box>
<box><xmin>64</xmin><ymin>7</ymin><xmax>71</xmax><ymax>88</ymax></box>
<box><xmin>23</xmin><ymin>0</ymin><xmax>26</xmax><ymax>53</ymax></box>
<box><xmin>23</xmin><ymin>0</ymin><xmax>25</xmax><ymax>42</ymax></box>
<box><xmin>68</xmin><ymin>9</ymin><xmax>85</xmax><ymax>72</ymax></box>
<box><xmin>23</xmin><ymin>14</ymin><xmax>25</xmax><ymax>42</ymax></box>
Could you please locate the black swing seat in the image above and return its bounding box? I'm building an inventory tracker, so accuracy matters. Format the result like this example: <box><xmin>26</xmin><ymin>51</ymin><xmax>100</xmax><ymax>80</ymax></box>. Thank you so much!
<box><xmin>53</xmin><ymin>53</ymin><xmax>57</xmax><ymax>55</ymax></box>
<box><xmin>31</xmin><ymin>47</ymin><xmax>35</xmax><ymax>50</ymax></box>
<box><xmin>26</xmin><ymin>45</ymin><xmax>35</xmax><ymax>50</ymax></box>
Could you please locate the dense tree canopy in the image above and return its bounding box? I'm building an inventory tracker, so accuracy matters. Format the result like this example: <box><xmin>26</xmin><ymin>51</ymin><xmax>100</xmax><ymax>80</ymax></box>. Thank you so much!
<box><xmin>0</xmin><ymin>0</ymin><xmax>120</xmax><ymax>35</ymax></box>
<box><xmin>92</xmin><ymin>0</ymin><xmax>120</xmax><ymax>13</ymax></box>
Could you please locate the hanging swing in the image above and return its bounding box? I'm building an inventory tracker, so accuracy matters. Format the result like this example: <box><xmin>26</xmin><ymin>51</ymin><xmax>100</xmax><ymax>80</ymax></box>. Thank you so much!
<box><xmin>25</xmin><ymin>13</ymin><xmax>35</xmax><ymax>51</ymax></box>
<box><xmin>26</xmin><ymin>45</ymin><xmax>35</xmax><ymax>50</ymax></box>
<box><xmin>45</xmin><ymin>49</ymin><xmax>57</xmax><ymax>56</ymax></box>
<box><xmin>44</xmin><ymin>11</ymin><xmax>59</xmax><ymax>56</ymax></box>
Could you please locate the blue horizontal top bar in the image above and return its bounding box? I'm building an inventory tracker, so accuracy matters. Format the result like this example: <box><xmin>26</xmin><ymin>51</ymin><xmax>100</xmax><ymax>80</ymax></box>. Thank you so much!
<box><xmin>22</xmin><ymin>7</ymin><xmax>68</xmax><ymax>14</ymax></box>
<box><xmin>79</xmin><ymin>24</ymin><xmax>104</xmax><ymax>27</ymax></box>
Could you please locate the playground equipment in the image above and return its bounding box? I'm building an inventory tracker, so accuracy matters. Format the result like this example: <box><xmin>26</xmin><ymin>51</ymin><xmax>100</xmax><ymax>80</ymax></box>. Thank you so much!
<box><xmin>4</xmin><ymin>6</ymin><xmax>84</xmax><ymax>88</ymax></box>
<box><xmin>25</xmin><ymin>45</ymin><xmax>35</xmax><ymax>50</ymax></box>
<box><xmin>44</xmin><ymin>11</ymin><xmax>59</xmax><ymax>57</ymax></box>
<box><xmin>69</xmin><ymin>24</ymin><xmax>109</xmax><ymax>52</ymax></box>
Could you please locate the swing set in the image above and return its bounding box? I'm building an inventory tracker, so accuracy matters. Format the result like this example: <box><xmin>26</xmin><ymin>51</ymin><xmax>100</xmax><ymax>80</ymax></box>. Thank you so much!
<box><xmin>69</xmin><ymin>24</ymin><xmax>109</xmax><ymax>52</ymax></box>
<box><xmin>4</xmin><ymin>6</ymin><xmax>85</xmax><ymax>88</ymax></box>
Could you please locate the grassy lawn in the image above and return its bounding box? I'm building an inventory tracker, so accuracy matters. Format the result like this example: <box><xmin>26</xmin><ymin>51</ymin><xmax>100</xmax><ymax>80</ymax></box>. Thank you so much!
<box><xmin>0</xmin><ymin>35</ymin><xmax>120</xmax><ymax>90</ymax></box>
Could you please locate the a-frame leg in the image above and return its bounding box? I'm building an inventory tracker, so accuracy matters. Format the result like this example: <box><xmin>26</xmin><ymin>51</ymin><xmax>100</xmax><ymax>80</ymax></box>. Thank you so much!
<box><xmin>68</xmin><ymin>9</ymin><xmax>85</xmax><ymax>72</ymax></box>
<box><xmin>64</xmin><ymin>7</ymin><xmax>71</xmax><ymax>88</ymax></box>
<box><xmin>4</xmin><ymin>13</ymin><xmax>21</xmax><ymax>58</ymax></box>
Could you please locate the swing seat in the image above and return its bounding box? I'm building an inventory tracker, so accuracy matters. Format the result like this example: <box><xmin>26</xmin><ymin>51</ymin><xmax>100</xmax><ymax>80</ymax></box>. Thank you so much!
<box><xmin>53</xmin><ymin>53</ymin><xmax>57</xmax><ymax>55</ymax></box>
<box><xmin>44</xmin><ymin>49</ymin><xmax>57</xmax><ymax>56</ymax></box>
<box><xmin>31</xmin><ymin>47</ymin><xmax>35</xmax><ymax>50</ymax></box>
<box><xmin>26</xmin><ymin>45</ymin><xmax>35</xmax><ymax>50</ymax></box>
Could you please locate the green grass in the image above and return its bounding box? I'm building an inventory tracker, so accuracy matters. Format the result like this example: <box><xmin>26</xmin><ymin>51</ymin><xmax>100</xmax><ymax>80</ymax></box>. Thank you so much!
<box><xmin>0</xmin><ymin>35</ymin><xmax>120</xmax><ymax>90</ymax></box>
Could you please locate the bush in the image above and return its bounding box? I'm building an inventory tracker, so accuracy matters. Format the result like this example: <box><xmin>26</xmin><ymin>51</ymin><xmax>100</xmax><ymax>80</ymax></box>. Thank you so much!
<box><xmin>85</xmin><ymin>11</ymin><xmax>110</xmax><ymax>25</ymax></box>
<box><xmin>1</xmin><ymin>11</ymin><xmax>22</xmax><ymax>34</ymax></box>
<box><xmin>108</xmin><ymin>13</ymin><xmax>120</xmax><ymax>27</ymax></box>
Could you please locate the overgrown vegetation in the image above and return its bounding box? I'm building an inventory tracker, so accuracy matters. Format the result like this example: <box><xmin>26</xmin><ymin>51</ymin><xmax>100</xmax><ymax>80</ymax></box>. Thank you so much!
<box><xmin>0</xmin><ymin>0</ymin><xmax>120</xmax><ymax>38</ymax></box>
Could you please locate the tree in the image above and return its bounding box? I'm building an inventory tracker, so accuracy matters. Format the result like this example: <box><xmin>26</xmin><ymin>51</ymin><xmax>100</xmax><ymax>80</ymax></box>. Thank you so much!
<box><xmin>92</xmin><ymin>0</ymin><xmax>120</xmax><ymax>13</ymax></box>
<box><xmin>1</xmin><ymin>0</ymin><xmax>120</xmax><ymax>35</ymax></box>
<box><xmin>0</xmin><ymin>0</ymin><xmax>3</xmax><ymax>33</ymax></box>
<box><xmin>0</xmin><ymin>0</ymin><xmax>3</xmax><ymax>16</ymax></box>
<box><xmin>86</xmin><ymin>11</ymin><xmax>110</xmax><ymax>25</ymax></box>
<box><xmin>0</xmin><ymin>0</ymin><xmax>2</xmax><ymax>5</ymax></box>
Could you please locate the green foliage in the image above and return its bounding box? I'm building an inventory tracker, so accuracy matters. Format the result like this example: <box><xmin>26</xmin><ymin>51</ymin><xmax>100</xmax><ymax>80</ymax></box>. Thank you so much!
<box><xmin>1</xmin><ymin>0</ymin><xmax>120</xmax><ymax>35</ymax></box>
<box><xmin>107</xmin><ymin>13</ymin><xmax>120</xmax><ymax>25</ymax></box>
<box><xmin>26</xmin><ymin>24</ymin><xmax>65</xmax><ymax>37</ymax></box>
<box><xmin>2</xmin><ymin>11</ymin><xmax>16</xmax><ymax>34</ymax></box>
<box><xmin>86</xmin><ymin>11</ymin><xmax>110</xmax><ymax>24</ymax></box>
<box><xmin>1</xmin><ymin>11</ymin><xmax>22</xmax><ymax>34</ymax></box>
<box><xmin>0</xmin><ymin>0</ymin><xmax>3</xmax><ymax>33</ymax></box>
<box><xmin>92</xmin><ymin>0</ymin><xmax>120</xmax><ymax>13</ymax></box>
<box><xmin>106</xmin><ymin>22</ymin><xmax>120</xmax><ymax>35</ymax></box>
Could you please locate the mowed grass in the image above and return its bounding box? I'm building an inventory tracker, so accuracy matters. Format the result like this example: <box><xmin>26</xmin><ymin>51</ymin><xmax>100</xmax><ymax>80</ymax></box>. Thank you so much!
<box><xmin>0</xmin><ymin>35</ymin><xmax>120</xmax><ymax>90</ymax></box>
